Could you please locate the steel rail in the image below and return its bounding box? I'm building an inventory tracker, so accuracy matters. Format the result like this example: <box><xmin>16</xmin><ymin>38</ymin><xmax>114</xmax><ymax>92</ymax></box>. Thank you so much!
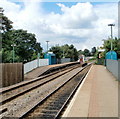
<box><xmin>0</xmin><ymin>108</ymin><xmax>7</xmax><ymax>115</ymax></box>
<box><xmin>0</xmin><ymin>64</ymin><xmax>80</xmax><ymax>94</ymax></box>
<box><xmin>0</xmin><ymin>65</ymin><xmax>81</xmax><ymax>105</ymax></box>
<box><xmin>54</xmin><ymin>67</ymin><xmax>89</xmax><ymax>119</ymax></box>
<box><xmin>20</xmin><ymin>64</ymin><xmax>92</xmax><ymax>118</ymax></box>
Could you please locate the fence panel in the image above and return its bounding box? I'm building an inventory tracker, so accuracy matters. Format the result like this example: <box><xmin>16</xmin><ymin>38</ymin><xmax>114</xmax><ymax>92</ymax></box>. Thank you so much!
<box><xmin>61</xmin><ymin>58</ymin><xmax>70</xmax><ymax>63</ymax></box>
<box><xmin>118</xmin><ymin>60</ymin><xmax>120</xmax><ymax>81</ymax></box>
<box><xmin>24</xmin><ymin>59</ymin><xmax>49</xmax><ymax>74</ymax></box>
<box><xmin>106</xmin><ymin>59</ymin><xmax>120</xmax><ymax>80</ymax></box>
<box><xmin>1</xmin><ymin>63</ymin><xmax>24</xmax><ymax>87</ymax></box>
<box><xmin>39</xmin><ymin>59</ymin><xmax>49</xmax><ymax>66</ymax></box>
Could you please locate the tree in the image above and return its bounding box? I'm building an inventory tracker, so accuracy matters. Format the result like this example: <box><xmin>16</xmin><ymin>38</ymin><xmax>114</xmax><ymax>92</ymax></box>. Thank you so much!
<box><xmin>91</xmin><ymin>47</ymin><xmax>96</xmax><ymax>56</ymax></box>
<box><xmin>0</xmin><ymin>7</ymin><xmax>13</xmax><ymax>32</ymax></box>
<box><xmin>2</xmin><ymin>29</ymin><xmax>43</xmax><ymax>63</ymax></box>
<box><xmin>1</xmin><ymin>8</ymin><xmax>43</xmax><ymax>63</ymax></box>
<box><xmin>61</xmin><ymin>44</ymin><xmax>78</xmax><ymax>61</ymax></box>
<box><xmin>1</xmin><ymin>7</ymin><xmax>13</xmax><ymax>63</ymax></box>
<box><xmin>103</xmin><ymin>37</ymin><xmax>120</xmax><ymax>58</ymax></box>
<box><xmin>49</xmin><ymin>44</ymin><xmax>78</xmax><ymax>62</ymax></box>
<box><xmin>78</xmin><ymin>50</ymin><xmax>84</xmax><ymax>55</ymax></box>
<box><xmin>49</xmin><ymin>45</ymin><xmax>62</xmax><ymax>59</ymax></box>
<box><xmin>83</xmin><ymin>49</ymin><xmax>90</xmax><ymax>56</ymax></box>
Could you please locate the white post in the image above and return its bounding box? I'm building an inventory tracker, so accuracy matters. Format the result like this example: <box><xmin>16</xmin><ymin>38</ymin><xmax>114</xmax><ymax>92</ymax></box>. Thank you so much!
<box><xmin>37</xmin><ymin>53</ymin><xmax>40</xmax><ymax>67</ymax></box>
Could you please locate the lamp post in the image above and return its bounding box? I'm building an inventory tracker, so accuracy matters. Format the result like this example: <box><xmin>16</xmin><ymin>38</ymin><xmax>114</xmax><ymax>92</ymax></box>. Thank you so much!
<box><xmin>11</xmin><ymin>44</ymin><xmax>16</xmax><ymax>63</ymax></box>
<box><xmin>46</xmin><ymin>41</ymin><xmax>49</xmax><ymax>52</ymax></box>
<box><xmin>37</xmin><ymin>53</ymin><xmax>40</xmax><ymax>67</ymax></box>
<box><xmin>108</xmin><ymin>24</ymin><xmax>115</xmax><ymax>51</ymax></box>
<box><xmin>63</xmin><ymin>50</ymin><xmax>65</xmax><ymax>58</ymax></box>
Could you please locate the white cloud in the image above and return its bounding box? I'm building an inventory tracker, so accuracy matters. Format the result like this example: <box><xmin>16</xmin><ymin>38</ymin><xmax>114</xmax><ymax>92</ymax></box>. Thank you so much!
<box><xmin>57</xmin><ymin>2</ymin><xmax>98</xmax><ymax>29</ymax></box>
<box><xmin>0</xmin><ymin>0</ymin><xmax>118</xmax><ymax>51</ymax></box>
<box><xmin>0</xmin><ymin>0</ymin><xmax>21</xmax><ymax>19</ymax></box>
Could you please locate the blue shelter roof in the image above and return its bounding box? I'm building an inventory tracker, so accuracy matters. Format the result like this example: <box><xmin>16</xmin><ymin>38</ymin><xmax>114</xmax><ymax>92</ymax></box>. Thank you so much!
<box><xmin>106</xmin><ymin>51</ymin><xmax>117</xmax><ymax>60</ymax></box>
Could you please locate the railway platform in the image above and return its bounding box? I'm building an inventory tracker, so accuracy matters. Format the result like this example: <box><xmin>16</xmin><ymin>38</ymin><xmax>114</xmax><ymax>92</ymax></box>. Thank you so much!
<box><xmin>63</xmin><ymin>65</ymin><xmax>119</xmax><ymax>117</ymax></box>
<box><xmin>24</xmin><ymin>62</ymin><xmax>79</xmax><ymax>80</ymax></box>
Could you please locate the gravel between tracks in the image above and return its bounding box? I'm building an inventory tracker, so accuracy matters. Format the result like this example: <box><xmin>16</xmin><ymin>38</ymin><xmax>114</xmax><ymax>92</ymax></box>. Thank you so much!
<box><xmin>2</xmin><ymin>67</ymin><xmax>82</xmax><ymax>118</ymax></box>
<box><xmin>0</xmin><ymin>67</ymin><xmax>77</xmax><ymax>103</ymax></box>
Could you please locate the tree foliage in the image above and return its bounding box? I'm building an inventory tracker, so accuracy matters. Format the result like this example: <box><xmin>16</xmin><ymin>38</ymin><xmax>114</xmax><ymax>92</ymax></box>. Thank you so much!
<box><xmin>1</xmin><ymin>8</ymin><xmax>43</xmax><ymax>63</ymax></box>
<box><xmin>103</xmin><ymin>37</ymin><xmax>120</xmax><ymax>58</ymax></box>
<box><xmin>62</xmin><ymin>44</ymin><xmax>78</xmax><ymax>61</ymax></box>
<box><xmin>0</xmin><ymin>7</ymin><xmax>13</xmax><ymax>32</ymax></box>
<box><xmin>49</xmin><ymin>45</ymin><xmax>62</xmax><ymax>59</ymax></box>
<box><xmin>49</xmin><ymin>44</ymin><xmax>78</xmax><ymax>61</ymax></box>
<box><xmin>2</xmin><ymin>29</ymin><xmax>43</xmax><ymax>63</ymax></box>
<box><xmin>83</xmin><ymin>49</ymin><xmax>91</xmax><ymax>56</ymax></box>
<box><xmin>91</xmin><ymin>47</ymin><xmax>96</xmax><ymax>56</ymax></box>
<box><xmin>78</xmin><ymin>50</ymin><xmax>84</xmax><ymax>55</ymax></box>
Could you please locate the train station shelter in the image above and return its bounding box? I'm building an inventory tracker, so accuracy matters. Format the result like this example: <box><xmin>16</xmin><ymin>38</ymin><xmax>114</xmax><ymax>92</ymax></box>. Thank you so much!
<box><xmin>44</xmin><ymin>52</ymin><xmax>56</xmax><ymax>65</ymax></box>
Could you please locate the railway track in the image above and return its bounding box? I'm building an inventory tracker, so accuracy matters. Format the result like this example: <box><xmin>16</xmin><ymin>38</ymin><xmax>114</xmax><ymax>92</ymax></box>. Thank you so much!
<box><xmin>21</xmin><ymin>64</ymin><xmax>91</xmax><ymax>119</ymax></box>
<box><xmin>1</xmin><ymin>63</ymin><xmax>92</xmax><ymax>118</ymax></box>
<box><xmin>0</xmin><ymin>64</ymin><xmax>83</xmax><ymax>117</ymax></box>
<box><xmin>0</xmin><ymin>64</ymin><xmax>81</xmax><ymax>105</ymax></box>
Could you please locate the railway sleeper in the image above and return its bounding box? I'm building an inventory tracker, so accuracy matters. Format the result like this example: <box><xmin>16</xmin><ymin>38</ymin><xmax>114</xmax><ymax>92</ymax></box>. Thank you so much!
<box><xmin>0</xmin><ymin>108</ymin><xmax>7</xmax><ymax>115</ymax></box>
<box><xmin>53</xmin><ymin>101</ymin><xmax>66</xmax><ymax>105</ymax></box>
<box><xmin>28</xmin><ymin>114</ymin><xmax>55</xmax><ymax>119</ymax></box>
<box><xmin>38</xmin><ymin>114</ymin><xmax>55</xmax><ymax>118</ymax></box>
<box><xmin>48</xmin><ymin>98</ymin><xmax>67</xmax><ymax>102</ymax></box>
<box><xmin>7</xmin><ymin>64</ymin><xmax>91</xmax><ymax>118</ymax></box>
<box><xmin>49</xmin><ymin>101</ymin><xmax>64</xmax><ymax>105</ymax></box>
<box><xmin>46</xmin><ymin>103</ymin><xmax>63</xmax><ymax>107</ymax></box>
<box><xmin>34</xmin><ymin>105</ymin><xmax>61</xmax><ymax>110</ymax></box>
<box><xmin>39</xmin><ymin>113</ymin><xmax>56</xmax><ymax>116</ymax></box>
<box><xmin>41</xmin><ymin>110</ymin><xmax>58</xmax><ymax>114</ymax></box>
<box><xmin>41</xmin><ymin>109</ymin><xmax>58</xmax><ymax>112</ymax></box>
<box><xmin>45</xmin><ymin>106</ymin><xmax>61</xmax><ymax>110</ymax></box>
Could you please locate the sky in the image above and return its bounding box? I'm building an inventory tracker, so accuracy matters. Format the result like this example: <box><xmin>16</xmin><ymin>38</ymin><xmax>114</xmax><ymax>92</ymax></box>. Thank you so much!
<box><xmin>0</xmin><ymin>0</ymin><xmax>119</xmax><ymax>52</ymax></box>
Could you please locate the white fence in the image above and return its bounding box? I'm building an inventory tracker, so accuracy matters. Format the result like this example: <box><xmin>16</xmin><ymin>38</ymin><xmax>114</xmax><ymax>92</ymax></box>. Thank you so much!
<box><xmin>61</xmin><ymin>58</ymin><xmax>70</xmax><ymax>63</ymax></box>
<box><xmin>24</xmin><ymin>59</ymin><xmax>49</xmax><ymax>74</ymax></box>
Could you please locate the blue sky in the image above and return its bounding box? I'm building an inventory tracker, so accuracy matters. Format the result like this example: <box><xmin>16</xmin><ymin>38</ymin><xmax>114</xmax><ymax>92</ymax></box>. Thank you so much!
<box><xmin>12</xmin><ymin>1</ymin><xmax>118</xmax><ymax>15</ymax></box>
<box><xmin>41</xmin><ymin>2</ymin><xmax>117</xmax><ymax>14</ymax></box>
<box><xmin>0</xmin><ymin>0</ymin><xmax>118</xmax><ymax>51</ymax></box>
<box><xmin>8</xmin><ymin>0</ymin><xmax>120</xmax><ymax>2</ymax></box>
<box><xmin>41</xmin><ymin>2</ymin><xmax>76</xmax><ymax>14</ymax></box>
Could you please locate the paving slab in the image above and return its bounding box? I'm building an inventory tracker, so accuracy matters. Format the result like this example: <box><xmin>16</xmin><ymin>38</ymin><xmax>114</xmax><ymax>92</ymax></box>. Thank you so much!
<box><xmin>63</xmin><ymin>65</ymin><xmax>119</xmax><ymax>118</ymax></box>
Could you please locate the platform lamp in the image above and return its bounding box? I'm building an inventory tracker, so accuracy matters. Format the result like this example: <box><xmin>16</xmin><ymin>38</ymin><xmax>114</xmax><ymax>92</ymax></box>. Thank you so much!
<box><xmin>46</xmin><ymin>41</ymin><xmax>49</xmax><ymax>52</ymax></box>
<box><xmin>108</xmin><ymin>24</ymin><xmax>115</xmax><ymax>51</ymax></box>
<box><xmin>11</xmin><ymin>44</ymin><xmax>16</xmax><ymax>63</ymax></box>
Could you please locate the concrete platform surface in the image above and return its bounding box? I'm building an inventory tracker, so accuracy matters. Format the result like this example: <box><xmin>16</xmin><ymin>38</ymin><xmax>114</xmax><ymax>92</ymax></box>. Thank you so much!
<box><xmin>63</xmin><ymin>65</ymin><xmax>119</xmax><ymax>117</ymax></box>
<box><xmin>24</xmin><ymin>62</ymin><xmax>78</xmax><ymax>80</ymax></box>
